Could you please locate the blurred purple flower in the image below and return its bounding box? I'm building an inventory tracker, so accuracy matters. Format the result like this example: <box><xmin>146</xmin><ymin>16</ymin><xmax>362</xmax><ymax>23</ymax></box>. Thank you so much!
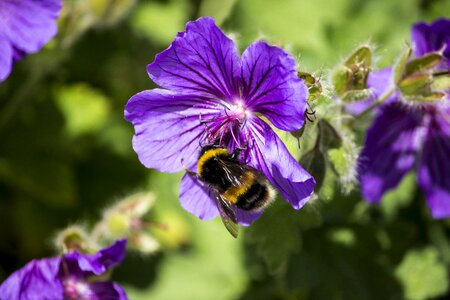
<box><xmin>0</xmin><ymin>0</ymin><xmax>62</xmax><ymax>82</ymax></box>
<box><xmin>0</xmin><ymin>239</ymin><xmax>128</xmax><ymax>300</ymax></box>
<box><xmin>358</xmin><ymin>18</ymin><xmax>450</xmax><ymax>218</ymax></box>
<box><xmin>125</xmin><ymin>17</ymin><xmax>315</xmax><ymax>225</ymax></box>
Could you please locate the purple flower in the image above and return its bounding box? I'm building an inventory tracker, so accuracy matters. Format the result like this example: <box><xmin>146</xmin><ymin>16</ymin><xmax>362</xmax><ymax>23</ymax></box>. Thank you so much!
<box><xmin>0</xmin><ymin>239</ymin><xmax>128</xmax><ymax>300</ymax></box>
<box><xmin>0</xmin><ymin>0</ymin><xmax>62</xmax><ymax>82</ymax></box>
<box><xmin>358</xmin><ymin>18</ymin><xmax>450</xmax><ymax>218</ymax></box>
<box><xmin>125</xmin><ymin>17</ymin><xmax>315</xmax><ymax>225</ymax></box>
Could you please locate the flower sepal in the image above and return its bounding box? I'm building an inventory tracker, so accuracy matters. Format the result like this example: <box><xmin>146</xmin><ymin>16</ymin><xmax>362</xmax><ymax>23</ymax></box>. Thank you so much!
<box><xmin>404</xmin><ymin>52</ymin><xmax>442</xmax><ymax>76</ymax></box>
<box><xmin>431</xmin><ymin>73</ymin><xmax>450</xmax><ymax>90</ymax></box>
<box><xmin>394</xmin><ymin>49</ymin><xmax>447</xmax><ymax>102</ymax></box>
<box><xmin>298</xmin><ymin>71</ymin><xmax>323</xmax><ymax>103</ymax></box>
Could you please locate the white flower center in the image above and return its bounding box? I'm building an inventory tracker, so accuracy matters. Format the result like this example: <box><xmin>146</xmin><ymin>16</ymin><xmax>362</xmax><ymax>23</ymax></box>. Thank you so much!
<box><xmin>229</xmin><ymin>100</ymin><xmax>250</xmax><ymax>121</ymax></box>
<box><xmin>63</xmin><ymin>277</ymin><xmax>91</xmax><ymax>300</ymax></box>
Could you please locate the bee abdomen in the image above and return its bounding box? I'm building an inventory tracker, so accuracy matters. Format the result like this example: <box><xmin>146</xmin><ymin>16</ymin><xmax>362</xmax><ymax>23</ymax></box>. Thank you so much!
<box><xmin>236</xmin><ymin>182</ymin><xmax>271</xmax><ymax>211</ymax></box>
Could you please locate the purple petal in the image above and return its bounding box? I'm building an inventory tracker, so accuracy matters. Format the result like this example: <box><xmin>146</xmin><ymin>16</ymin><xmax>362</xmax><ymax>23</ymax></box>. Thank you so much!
<box><xmin>0</xmin><ymin>36</ymin><xmax>13</xmax><ymax>82</ymax></box>
<box><xmin>125</xmin><ymin>89</ymin><xmax>221</xmax><ymax>172</ymax></box>
<box><xmin>0</xmin><ymin>0</ymin><xmax>61</xmax><ymax>82</ymax></box>
<box><xmin>179</xmin><ymin>172</ymin><xmax>220</xmax><ymax>221</ymax></box>
<box><xmin>346</xmin><ymin>68</ymin><xmax>395</xmax><ymax>115</ymax></box>
<box><xmin>244</xmin><ymin>117</ymin><xmax>315</xmax><ymax>209</ymax></box>
<box><xmin>114</xmin><ymin>283</ymin><xmax>130</xmax><ymax>300</ymax></box>
<box><xmin>417</xmin><ymin>108</ymin><xmax>450</xmax><ymax>218</ymax></box>
<box><xmin>0</xmin><ymin>0</ymin><xmax>61</xmax><ymax>53</ymax></box>
<box><xmin>0</xmin><ymin>257</ymin><xmax>63</xmax><ymax>299</ymax></box>
<box><xmin>358</xmin><ymin>102</ymin><xmax>425</xmax><ymax>202</ymax></box>
<box><xmin>411</xmin><ymin>18</ymin><xmax>450</xmax><ymax>69</ymax></box>
<box><xmin>235</xmin><ymin>208</ymin><xmax>263</xmax><ymax>226</ymax></box>
<box><xmin>65</xmin><ymin>239</ymin><xmax>127</xmax><ymax>276</ymax></box>
<box><xmin>239</xmin><ymin>41</ymin><xmax>307</xmax><ymax>131</ymax></box>
<box><xmin>85</xmin><ymin>281</ymin><xmax>128</xmax><ymax>300</ymax></box>
<box><xmin>147</xmin><ymin>17</ymin><xmax>239</xmax><ymax>99</ymax></box>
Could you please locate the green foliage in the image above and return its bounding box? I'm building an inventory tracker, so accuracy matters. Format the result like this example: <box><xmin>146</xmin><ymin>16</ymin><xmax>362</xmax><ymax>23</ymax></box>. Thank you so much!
<box><xmin>395</xmin><ymin>247</ymin><xmax>449</xmax><ymax>300</ymax></box>
<box><xmin>246</xmin><ymin>201</ymin><xmax>303</xmax><ymax>274</ymax></box>
<box><xmin>300</xmin><ymin>148</ymin><xmax>326</xmax><ymax>191</ymax></box>
<box><xmin>130</xmin><ymin>0</ymin><xmax>189</xmax><ymax>45</ymax></box>
<box><xmin>124</xmin><ymin>220</ymin><xmax>248</xmax><ymax>300</ymax></box>
<box><xmin>55</xmin><ymin>83</ymin><xmax>111</xmax><ymax>137</ymax></box>
<box><xmin>380</xmin><ymin>172</ymin><xmax>416</xmax><ymax>219</ymax></box>
<box><xmin>199</xmin><ymin>0</ymin><xmax>237</xmax><ymax>25</ymax></box>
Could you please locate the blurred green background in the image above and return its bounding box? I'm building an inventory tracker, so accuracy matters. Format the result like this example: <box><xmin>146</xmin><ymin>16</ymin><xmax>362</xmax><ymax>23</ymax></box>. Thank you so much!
<box><xmin>1</xmin><ymin>0</ymin><xmax>450</xmax><ymax>299</ymax></box>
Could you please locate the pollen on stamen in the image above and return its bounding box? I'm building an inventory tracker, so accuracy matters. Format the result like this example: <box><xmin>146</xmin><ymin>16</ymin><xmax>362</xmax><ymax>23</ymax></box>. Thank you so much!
<box><xmin>63</xmin><ymin>277</ymin><xmax>91</xmax><ymax>300</ymax></box>
<box><xmin>230</xmin><ymin>100</ymin><xmax>251</xmax><ymax>121</ymax></box>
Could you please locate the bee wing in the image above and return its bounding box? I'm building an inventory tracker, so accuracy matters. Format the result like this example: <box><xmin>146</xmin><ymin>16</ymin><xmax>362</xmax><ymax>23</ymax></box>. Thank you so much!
<box><xmin>213</xmin><ymin>192</ymin><xmax>239</xmax><ymax>238</ymax></box>
<box><xmin>217</xmin><ymin>159</ymin><xmax>248</xmax><ymax>187</ymax></box>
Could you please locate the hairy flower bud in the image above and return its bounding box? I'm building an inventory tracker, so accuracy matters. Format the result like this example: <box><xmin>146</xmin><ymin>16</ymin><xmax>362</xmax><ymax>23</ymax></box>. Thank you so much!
<box><xmin>332</xmin><ymin>46</ymin><xmax>372</xmax><ymax>102</ymax></box>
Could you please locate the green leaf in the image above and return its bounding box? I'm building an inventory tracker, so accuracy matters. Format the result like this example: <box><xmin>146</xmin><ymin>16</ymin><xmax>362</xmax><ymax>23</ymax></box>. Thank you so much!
<box><xmin>299</xmin><ymin>149</ymin><xmax>326</xmax><ymax>192</ymax></box>
<box><xmin>395</xmin><ymin>247</ymin><xmax>449</xmax><ymax>300</ymax></box>
<box><xmin>380</xmin><ymin>172</ymin><xmax>416</xmax><ymax>219</ymax></box>
<box><xmin>319</xmin><ymin>120</ymin><xmax>342</xmax><ymax>149</ymax></box>
<box><xmin>55</xmin><ymin>83</ymin><xmax>111</xmax><ymax>137</ymax></box>
<box><xmin>246</xmin><ymin>201</ymin><xmax>302</xmax><ymax>274</ymax></box>
<box><xmin>198</xmin><ymin>0</ymin><xmax>237</xmax><ymax>25</ymax></box>
<box><xmin>328</xmin><ymin>148</ymin><xmax>347</xmax><ymax>175</ymax></box>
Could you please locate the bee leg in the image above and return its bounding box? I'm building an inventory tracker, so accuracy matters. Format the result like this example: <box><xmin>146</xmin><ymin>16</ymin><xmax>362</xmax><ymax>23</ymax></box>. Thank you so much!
<box><xmin>181</xmin><ymin>158</ymin><xmax>198</xmax><ymax>177</ymax></box>
<box><xmin>185</xmin><ymin>169</ymin><xmax>198</xmax><ymax>177</ymax></box>
<box><xmin>231</xmin><ymin>143</ymin><xmax>247</xmax><ymax>161</ymax></box>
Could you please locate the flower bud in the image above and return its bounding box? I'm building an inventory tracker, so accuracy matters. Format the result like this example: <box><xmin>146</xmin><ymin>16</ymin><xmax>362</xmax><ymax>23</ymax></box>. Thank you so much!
<box><xmin>332</xmin><ymin>46</ymin><xmax>372</xmax><ymax>101</ymax></box>
<box><xmin>129</xmin><ymin>233</ymin><xmax>160</xmax><ymax>254</ymax></box>
<box><xmin>91</xmin><ymin>192</ymin><xmax>159</xmax><ymax>253</ymax></box>
<box><xmin>54</xmin><ymin>225</ymin><xmax>95</xmax><ymax>254</ymax></box>
<box><xmin>394</xmin><ymin>48</ymin><xmax>446</xmax><ymax>102</ymax></box>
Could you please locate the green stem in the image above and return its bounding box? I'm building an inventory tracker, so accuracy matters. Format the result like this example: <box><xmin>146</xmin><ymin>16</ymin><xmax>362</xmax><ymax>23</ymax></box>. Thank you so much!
<box><xmin>353</xmin><ymin>87</ymin><xmax>396</xmax><ymax>121</ymax></box>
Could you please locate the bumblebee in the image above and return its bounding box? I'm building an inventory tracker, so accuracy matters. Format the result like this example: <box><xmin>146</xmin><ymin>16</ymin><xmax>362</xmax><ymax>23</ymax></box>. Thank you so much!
<box><xmin>186</xmin><ymin>145</ymin><xmax>275</xmax><ymax>238</ymax></box>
